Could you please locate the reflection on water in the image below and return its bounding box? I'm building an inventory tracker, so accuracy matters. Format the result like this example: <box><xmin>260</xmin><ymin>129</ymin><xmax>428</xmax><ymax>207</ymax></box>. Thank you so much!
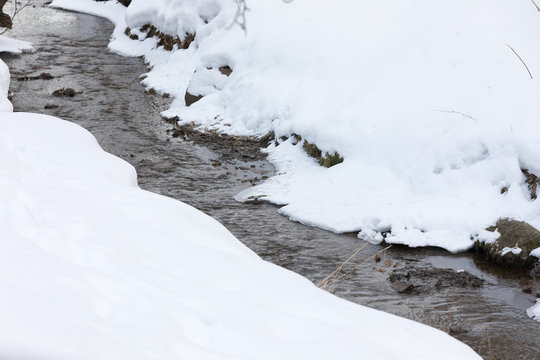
<box><xmin>2</xmin><ymin>1</ymin><xmax>539</xmax><ymax>358</ymax></box>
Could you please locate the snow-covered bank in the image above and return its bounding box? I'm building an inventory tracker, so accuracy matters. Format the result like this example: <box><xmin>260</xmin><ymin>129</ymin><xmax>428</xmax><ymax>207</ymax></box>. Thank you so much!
<box><xmin>528</xmin><ymin>300</ymin><xmax>540</xmax><ymax>323</ymax></box>
<box><xmin>0</xmin><ymin>35</ymin><xmax>33</xmax><ymax>55</ymax></box>
<box><xmin>0</xmin><ymin>58</ymin><xmax>11</xmax><ymax>111</ymax></box>
<box><xmin>0</xmin><ymin>35</ymin><xmax>32</xmax><ymax>111</ymax></box>
<box><xmin>49</xmin><ymin>0</ymin><xmax>540</xmax><ymax>256</ymax></box>
<box><xmin>0</xmin><ymin>61</ymin><xmax>481</xmax><ymax>359</ymax></box>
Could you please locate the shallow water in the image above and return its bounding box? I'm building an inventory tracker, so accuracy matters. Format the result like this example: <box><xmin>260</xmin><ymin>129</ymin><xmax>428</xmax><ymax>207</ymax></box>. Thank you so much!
<box><xmin>2</xmin><ymin>2</ymin><xmax>539</xmax><ymax>358</ymax></box>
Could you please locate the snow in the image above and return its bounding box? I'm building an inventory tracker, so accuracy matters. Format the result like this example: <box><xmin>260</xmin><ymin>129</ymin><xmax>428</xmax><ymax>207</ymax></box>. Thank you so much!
<box><xmin>528</xmin><ymin>300</ymin><xmax>540</xmax><ymax>323</ymax></box>
<box><xmin>0</xmin><ymin>59</ymin><xmax>11</xmax><ymax>112</ymax></box>
<box><xmin>0</xmin><ymin>35</ymin><xmax>33</xmax><ymax>55</ymax></box>
<box><xmin>49</xmin><ymin>0</ymin><xmax>540</xmax><ymax>254</ymax></box>
<box><xmin>0</xmin><ymin>58</ymin><xmax>480</xmax><ymax>358</ymax></box>
<box><xmin>500</xmin><ymin>246</ymin><xmax>523</xmax><ymax>256</ymax></box>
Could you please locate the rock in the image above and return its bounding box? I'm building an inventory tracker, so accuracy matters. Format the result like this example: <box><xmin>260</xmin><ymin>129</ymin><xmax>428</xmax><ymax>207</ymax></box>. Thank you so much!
<box><xmin>391</xmin><ymin>282</ymin><xmax>414</xmax><ymax>293</ymax></box>
<box><xmin>388</xmin><ymin>266</ymin><xmax>483</xmax><ymax>295</ymax></box>
<box><xmin>219</xmin><ymin>66</ymin><xmax>233</xmax><ymax>77</ymax></box>
<box><xmin>0</xmin><ymin>13</ymin><xmax>12</xmax><ymax>29</ymax></box>
<box><xmin>184</xmin><ymin>91</ymin><xmax>203</xmax><ymax>106</ymax></box>
<box><xmin>475</xmin><ymin>219</ymin><xmax>540</xmax><ymax>268</ymax></box>
<box><xmin>52</xmin><ymin>88</ymin><xmax>81</xmax><ymax>97</ymax></box>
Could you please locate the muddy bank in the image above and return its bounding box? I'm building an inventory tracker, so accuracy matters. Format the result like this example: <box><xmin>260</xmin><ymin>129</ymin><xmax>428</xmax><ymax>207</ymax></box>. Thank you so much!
<box><xmin>2</xmin><ymin>2</ymin><xmax>540</xmax><ymax>359</ymax></box>
<box><xmin>163</xmin><ymin>119</ymin><xmax>273</xmax><ymax>162</ymax></box>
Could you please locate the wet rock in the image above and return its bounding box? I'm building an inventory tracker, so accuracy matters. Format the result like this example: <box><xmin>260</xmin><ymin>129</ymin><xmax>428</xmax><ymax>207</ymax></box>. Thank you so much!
<box><xmin>475</xmin><ymin>219</ymin><xmax>540</xmax><ymax>268</ymax></box>
<box><xmin>388</xmin><ymin>266</ymin><xmax>483</xmax><ymax>294</ymax></box>
<box><xmin>391</xmin><ymin>282</ymin><xmax>414</xmax><ymax>293</ymax></box>
<box><xmin>52</xmin><ymin>88</ymin><xmax>81</xmax><ymax>97</ymax></box>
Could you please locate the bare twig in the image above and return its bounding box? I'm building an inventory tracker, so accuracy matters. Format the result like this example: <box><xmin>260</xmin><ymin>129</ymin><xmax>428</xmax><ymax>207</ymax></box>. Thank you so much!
<box><xmin>531</xmin><ymin>0</ymin><xmax>540</xmax><ymax>11</ymax></box>
<box><xmin>232</xmin><ymin>0</ymin><xmax>293</xmax><ymax>31</ymax></box>
<box><xmin>436</xmin><ymin>109</ymin><xmax>478</xmax><ymax>122</ymax></box>
<box><xmin>0</xmin><ymin>0</ymin><xmax>32</xmax><ymax>35</ymax></box>
<box><xmin>507</xmin><ymin>43</ymin><xmax>534</xmax><ymax>79</ymax></box>
<box><xmin>230</xmin><ymin>0</ymin><xmax>248</xmax><ymax>31</ymax></box>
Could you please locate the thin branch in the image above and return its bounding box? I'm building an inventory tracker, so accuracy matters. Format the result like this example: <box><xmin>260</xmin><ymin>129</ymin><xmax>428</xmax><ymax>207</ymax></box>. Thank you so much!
<box><xmin>436</xmin><ymin>109</ymin><xmax>478</xmax><ymax>122</ymax></box>
<box><xmin>531</xmin><ymin>0</ymin><xmax>540</xmax><ymax>11</ymax></box>
<box><xmin>0</xmin><ymin>0</ymin><xmax>31</xmax><ymax>35</ymax></box>
<box><xmin>507</xmin><ymin>43</ymin><xmax>533</xmax><ymax>79</ymax></box>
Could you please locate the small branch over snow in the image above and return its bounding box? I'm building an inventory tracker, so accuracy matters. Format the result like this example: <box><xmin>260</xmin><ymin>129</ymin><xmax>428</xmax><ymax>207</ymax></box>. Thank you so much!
<box><xmin>507</xmin><ymin>43</ymin><xmax>534</xmax><ymax>79</ymax></box>
<box><xmin>531</xmin><ymin>0</ymin><xmax>540</xmax><ymax>12</ymax></box>
<box><xmin>436</xmin><ymin>109</ymin><xmax>478</xmax><ymax>122</ymax></box>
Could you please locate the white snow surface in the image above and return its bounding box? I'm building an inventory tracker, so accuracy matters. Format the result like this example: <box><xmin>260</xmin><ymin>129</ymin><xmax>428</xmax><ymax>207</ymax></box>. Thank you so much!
<box><xmin>500</xmin><ymin>246</ymin><xmax>523</xmax><ymax>256</ymax></box>
<box><xmin>0</xmin><ymin>59</ymin><xmax>480</xmax><ymax>358</ymax></box>
<box><xmin>0</xmin><ymin>35</ymin><xmax>33</xmax><ymax>55</ymax></box>
<box><xmin>0</xmin><ymin>60</ymin><xmax>11</xmax><ymax>112</ymax></box>
<box><xmin>48</xmin><ymin>0</ymin><xmax>540</xmax><ymax>253</ymax></box>
<box><xmin>528</xmin><ymin>300</ymin><xmax>540</xmax><ymax>323</ymax></box>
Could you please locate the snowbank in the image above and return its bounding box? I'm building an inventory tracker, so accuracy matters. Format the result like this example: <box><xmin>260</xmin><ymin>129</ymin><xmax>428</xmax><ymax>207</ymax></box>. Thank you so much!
<box><xmin>0</xmin><ymin>59</ymin><xmax>11</xmax><ymax>111</ymax></box>
<box><xmin>0</xmin><ymin>33</ymin><xmax>480</xmax><ymax>358</ymax></box>
<box><xmin>48</xmin><ymin>1</ymin><xmax>540</xmax><ymax>253</ymax></box>
<box><xmin>0</xmin><ymin>86</ymin><xmax>480</xmax><ymax>360</ymax></box>
<box><xmin>0</xmin><ymin>35</ymin><xmax>33</xmax><ymax>55</ymax></box>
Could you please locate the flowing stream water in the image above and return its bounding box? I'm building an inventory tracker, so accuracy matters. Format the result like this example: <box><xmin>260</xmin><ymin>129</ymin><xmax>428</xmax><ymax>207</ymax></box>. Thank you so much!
<box><xmin>2</xmin><ymin>2</ymin><xmax>539</xmax><ymax>358</ymax></box>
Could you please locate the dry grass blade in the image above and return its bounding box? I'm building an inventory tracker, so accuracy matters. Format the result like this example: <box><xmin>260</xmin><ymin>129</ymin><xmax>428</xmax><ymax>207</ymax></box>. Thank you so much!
<box><xmin>327</xmin><ymin>245</ymin><xmax>392</xmax><ymax>289</ymax></box>
<box><xmin>317</xmin><ymin>242</ymin><xmax>369</xmax><ymax>289</ymax></box>
<box><xmin>436</xmin><ymin>109</ymin><xmax>478</xmax><ymax>122</ymax></box>
<box><xmin>318</xmin><ymin>244</ymin><xmax>392</xmax><ymax>291</ymax></box>
<box><xmin>507</xmin><ymin>43</ymin><xmax>534</xmax><ymax>79</ymax></box>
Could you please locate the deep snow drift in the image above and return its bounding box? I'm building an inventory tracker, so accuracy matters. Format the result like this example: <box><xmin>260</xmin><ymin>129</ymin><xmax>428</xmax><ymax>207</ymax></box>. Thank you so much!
<box><xmin>0</xmin><ymin>52</ymin><xmax>482</xmax><ymax>358</ymax></box>
<box><xmin>50</xmin><ymin>0</ymin><xmax>540</xmax><ymax>257</ymax></box>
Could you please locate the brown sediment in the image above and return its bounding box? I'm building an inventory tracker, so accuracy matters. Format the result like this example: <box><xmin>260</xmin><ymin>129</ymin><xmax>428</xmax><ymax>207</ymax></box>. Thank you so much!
<box><xmin>164</xmin><ymin>118</ymin><xmax>274</xmax><ymax>162</ymax></box>
<box><xmin>17</xmin><ymin>72</ymin><xmax>54</xmax><ymax>81</ymax></box>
